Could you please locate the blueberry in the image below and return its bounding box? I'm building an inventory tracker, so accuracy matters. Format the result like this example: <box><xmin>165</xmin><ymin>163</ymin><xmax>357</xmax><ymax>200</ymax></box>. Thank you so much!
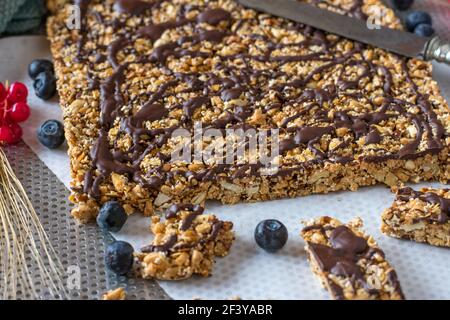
<box><xmin>254</xmin><ymin>219</ymin><xmax>288</xmax><ymax>252</ymax></box>
<box><xmin>33</xmin><ymin>71</ymin><xmax>57</xmax><ymax>100</ymax></box>
<box><xmin>97</xmin><ymin>201</ymin><xmax>128</xmax><ymax>233</ymax></box>
<box><xmin>28</xmin><ymin>59</ymin><xmax>54</xmax><ymax>80</ymax></box>
<box><xmin>105</xmin><ymin>241</ymin><xmax>134</xmax><ymax>275</ymax></box>
<box><xmin>37</xmin><ymin>120</ymin><xmax>65</xmax><ymax>149</ymax></box>
<box><xmin>414</xmin><ymin>23</ymin><xmax>435</xmax><ymax>37</ymax></box>
<box><xmin>405</xmin><ymin>11</ymin><xmax>432</xmax><ymax>32</ymax></box>
<box><xmin>392</xmin><ymin>0</ymin><xmax>413</xmax><ymax>11</ymax></box>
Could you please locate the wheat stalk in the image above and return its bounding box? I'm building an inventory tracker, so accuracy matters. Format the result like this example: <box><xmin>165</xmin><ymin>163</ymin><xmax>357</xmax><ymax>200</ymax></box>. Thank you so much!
<box><xmin>0</xmin><ymin>148</ymin><xmax>67</xmax><ymax>299</ymax></box>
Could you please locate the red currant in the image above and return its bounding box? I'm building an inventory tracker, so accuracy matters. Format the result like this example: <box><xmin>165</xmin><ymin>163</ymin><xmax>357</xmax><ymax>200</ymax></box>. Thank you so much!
<box><xmin>0</xmin><ymin>82</ymin><xmax>6</xmax><ymax>102</ymax></box>
<box><xmin>9</xmin><ymin>122</ymin><xmax>23</xmax><ymax>144</ymax></box>
<box><xmin>7</xmin><ymin>82</ymin><xmax>28</xmax><ymax>104</ymax></box>
<box><xmin>0</xmin><ymin>125</ymin><xmax>15</xmax><ymax>144</ymax></box>
<box><xmin>9</xmin><ymin>102</ymin><xmax>31</xmax><ymax>123</ymax></box>
<box><xmin>2</xmin><ymin>112</ymin><xmax>12</xmax><ymax>124</ymax></box>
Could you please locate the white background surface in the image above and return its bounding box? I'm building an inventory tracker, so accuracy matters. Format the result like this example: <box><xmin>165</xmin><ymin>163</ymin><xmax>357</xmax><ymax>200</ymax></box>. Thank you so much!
<box><xmin>1</xmin><ymin>36</ymin><xmax>449</xmax><ymax>300</ymax></box>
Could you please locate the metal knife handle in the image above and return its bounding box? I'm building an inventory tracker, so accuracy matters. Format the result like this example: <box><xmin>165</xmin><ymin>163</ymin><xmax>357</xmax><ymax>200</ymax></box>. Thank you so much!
<box><xmin>424</xmin><ymin>36</ymin><xmax>450</xmax><ymax>65</ymax></box>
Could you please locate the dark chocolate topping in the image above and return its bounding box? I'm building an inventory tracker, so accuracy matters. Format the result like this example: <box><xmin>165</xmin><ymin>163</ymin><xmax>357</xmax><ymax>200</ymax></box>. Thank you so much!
<box><xmin>141</xmin><ymin>234</ymin><xmax>178</xmax><ymax>253</ymax></box>
<box><xmin>387</xmin><ymin>270</ymin><xmax>405</xmax><ymax>299</ymax></box>
<box><xmin>197</xmin><ymin>8</ymin><xmax>231</xmax><ymax>25</ymax></box>
<box><xmin>140</xmin><ymin>204</ymin><xmax>224</xmax><ymax>253</ymax></box>
<box><xmin>208</xmin><ymin>221</ymin><xmax>223</xmax><ymax>242</ymax></box>
<box><xmin>329</xmin><ymin>225</ymin><xmax>368</xmax><ymax>253</ymax></box>
<box><xmin>132</xmin><ymin>103</ymin><xmax>169</xmax><ymax>126</ymax></box>
<box><xmin>306</xmin><ymin>225</ymin><xmax>400</xmax><ymax>298</ymax></box>
<box><xmin>365</xmin><ymin>128</ymin><xmax>382</xmax><ymax>145</ymax></box>
<box><xmin>221</xmin><ymin>88</ymin><xmax>244</xmax><ymax>102</ymax></box>
<box><xmin>165</xmin><ymin>203</ymin><xmax>205</xmax><ymax>231</ymax></box>
<box><xmin>182</xmin><ymin>97</ymin><xmax>211</xmax><ymax>119</ymax></box>
<box><xmin>113</xmin><ymin>0</ymin><xmax>155</xmax><ymax>15</ymax></box>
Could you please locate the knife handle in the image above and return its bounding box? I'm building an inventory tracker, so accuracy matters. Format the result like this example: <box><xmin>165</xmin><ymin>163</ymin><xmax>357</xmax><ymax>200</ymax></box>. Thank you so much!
<box><xmin>424</xmin><ymin>36</ymin><xmax>450</xmax><ymax>65</ymax></box>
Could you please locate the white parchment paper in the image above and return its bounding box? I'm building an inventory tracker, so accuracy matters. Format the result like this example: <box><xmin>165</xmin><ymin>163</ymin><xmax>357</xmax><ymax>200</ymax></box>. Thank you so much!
<box><xmin>1</xmin><ymin>36</ymin><xmax>449</xmax><ymax>300</ymax></box>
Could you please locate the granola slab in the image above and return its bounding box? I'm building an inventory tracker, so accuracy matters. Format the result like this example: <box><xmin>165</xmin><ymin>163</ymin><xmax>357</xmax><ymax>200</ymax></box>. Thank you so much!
<box><xmin>381</xmin><ymin>187</ymin><xmax>450</xmax><ymax>247</ymax></box>
<box><xmin>46</xmin><ymin>0</ymin><xmax>450</xmax><ymax>222</ymax></box>
<box><xmin>135</xmin><ymin>204</ymin><xmax>234</xmax><ymax>280</ymax></box>
<box><xmin>301</xmin><ymin>216</ymin><xmax>405</xmax><ymax>300</ymax></box>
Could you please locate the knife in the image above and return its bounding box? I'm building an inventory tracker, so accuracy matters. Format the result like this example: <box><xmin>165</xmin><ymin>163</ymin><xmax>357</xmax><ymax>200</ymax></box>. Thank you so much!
<box><xmin>238</xmin><ymin>0</ymin><xmax>450</xmax><ymax>65</ymax></box>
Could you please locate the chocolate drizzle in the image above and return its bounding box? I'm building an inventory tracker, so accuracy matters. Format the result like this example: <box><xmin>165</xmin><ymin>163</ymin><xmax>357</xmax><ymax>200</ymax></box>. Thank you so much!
<box><xmin>132</xmin><ymin>103</ymin><xmax>169</xmax><ymax>126</ymax></box>
<box><xmin>73</xmin><ymin>0</ymin><xmax>447</xmax><ymax>199</ymax></box>
<box><xmin>397</xmin><ymin>187</ymin><xmax>450</xmax><ymax>224</ymax></box>
<box><xmin>140</xmin><ymin>204</ymin><xmax>225</xmax><ymax>253</ymax></box>
<box><xmin>165</xmin><ymin>203</ymin><xmax>205</xmax><ymax>231</ymax></box>
<box><xmin>197</xmin><ymin>8</ymin><xmax>231</xmax><ymax>25</ymax></box>
<box><xmin>141</xmin><ymin>234</ymin><xmax>177</xmax><ymax>253</ymax></box>
<box><xmin>113</xmin><ymin>0</ymin><xmax>155</xmax><ymax>15</ymax></box>
<box><xmin>307</xmin><ymin>224</ymin><xmax>402</xmax><ymax>299</ymax></box>
<box><xmin>99</xmin><ymin>65</ymin><xmax>126</xmax><ymax>127</ymax></box>
<box><xmin>365</xmin><ymin>128</ymin><xmax>381</xmax><ymax>145</ymax></box>
<box><xmin>73</xmin><ymin>0</ymin><xmax>91</xmax><ymax>61</ymax></box>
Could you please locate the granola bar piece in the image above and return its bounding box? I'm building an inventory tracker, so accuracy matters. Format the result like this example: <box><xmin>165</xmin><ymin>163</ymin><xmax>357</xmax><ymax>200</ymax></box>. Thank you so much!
<box><xmin>301</xmin><ymin>216</ymin><xmax>404</xmax><ymax>300</ymax></box>
<box><xmin>102</xmin><ymin>287</ymin><xmax>126</xmax><ymax>300</ymax></box>
<box><xmin>381</xmin><ymin>187</ymin><xmax>450</xmax><ymax>247</ymax></box>
<box><xmin>135</xmin><ymin>204</ymin><xmax>234</xmax><ymax>280</ymax></box>
<box><xmin>46</xmin><ymin>0</ymin><xmax>450</xmax><ymax>222</ymax></box>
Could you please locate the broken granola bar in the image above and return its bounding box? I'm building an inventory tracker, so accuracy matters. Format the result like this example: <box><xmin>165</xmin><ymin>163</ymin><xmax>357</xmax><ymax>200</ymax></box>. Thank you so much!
<box><xmin>381</xmin><ymin>186</ymin><xmax>450</xmax><ymax>247</ymax></box>
<box><xmin>301</xmin><ymin>216</ymin><xmax>405</xmax><ymax>300</ymax></box>
<box><xmin>135</xmin><ymin>204</ymin><xmax>234</xmax><ymax>280</ymax></box>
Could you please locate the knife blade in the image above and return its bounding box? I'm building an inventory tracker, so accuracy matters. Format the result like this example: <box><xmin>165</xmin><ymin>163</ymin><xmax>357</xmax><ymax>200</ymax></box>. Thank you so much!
<box><xmin>238</xmin><ymin>0</ymin><xmax>428</xmax><ymax>58</ymax></box>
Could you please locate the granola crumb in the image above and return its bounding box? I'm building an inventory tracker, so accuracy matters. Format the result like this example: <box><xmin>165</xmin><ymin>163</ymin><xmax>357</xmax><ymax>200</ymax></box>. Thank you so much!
<box><xmin>102</xmin><ymin>287</ymin><xmax>126</xmax><ymax>300</ymax></box>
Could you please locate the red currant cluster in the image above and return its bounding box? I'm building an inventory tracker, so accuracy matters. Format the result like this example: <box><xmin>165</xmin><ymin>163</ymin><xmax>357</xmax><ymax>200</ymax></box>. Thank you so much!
<box><xmin>0</xmin><ymin>82</ymin><xmax>31</xmax><ymax>145</ymax></box>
